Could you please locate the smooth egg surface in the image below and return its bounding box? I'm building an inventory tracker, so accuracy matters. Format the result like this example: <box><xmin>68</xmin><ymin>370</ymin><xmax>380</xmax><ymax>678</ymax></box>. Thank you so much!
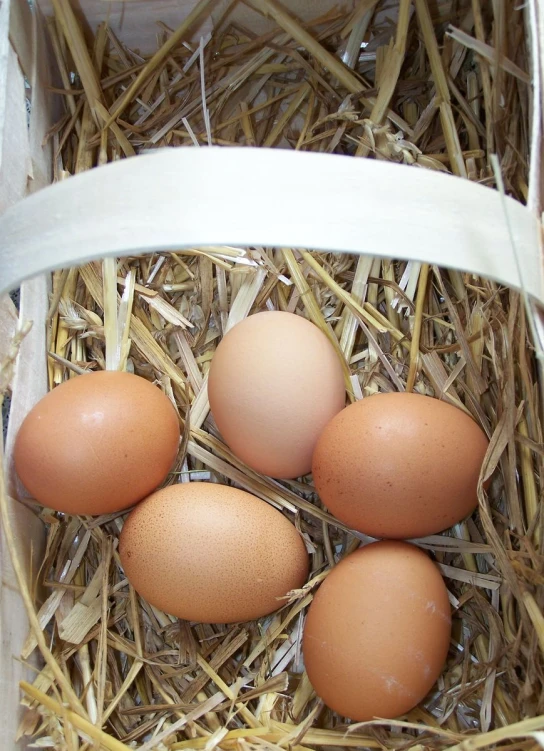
<box><xmin>14</xmin><ymin>370</ymin><xmax>180</xmax><ymax>515</ymax></box>
<box><xmin>208</xmin><ymin>311</ymin><xmax>345</xmax><ymax>478</ymax></box>
<box><xmin>312</xmin><ymin>392</ymin><xmax>489</xmax><ymax>538</ymax></box>
<box><xmin>303</xmin><ymin>541</ymin><xmax>451</xmax><ymax>721</ymax></box>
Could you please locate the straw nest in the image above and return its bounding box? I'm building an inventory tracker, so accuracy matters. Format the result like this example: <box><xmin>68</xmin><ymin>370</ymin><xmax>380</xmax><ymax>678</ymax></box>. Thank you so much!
<box><xmin>3</xmin><ymin>1</ymin><xmax>543</xmax><ymax>749</ymax></box>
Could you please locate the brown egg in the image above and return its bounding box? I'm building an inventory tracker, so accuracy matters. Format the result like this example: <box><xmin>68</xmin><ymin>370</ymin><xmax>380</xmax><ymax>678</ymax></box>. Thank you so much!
<box><xmin>312</xmin><ymin>392</ymin><xmax>489</xmax><ymax>538</ymax></box>
<box><xmin>14</xmin><ymin>370</ymin><xmax>180</xmax><ymax>515</ymax></box>
<box><xmin>119</xmin><ymin>482</ymin><xmax>309</xmax><ymax>623</ymax></box>
<box><xmin>303</xmin><ymin>541</ymin><xmax>451</xmax><ymax>721</ymax></box>
<box><xmin>208</xmin><ymin>311</ymin><xmax>345</xmax><ymax>479</ymax></box>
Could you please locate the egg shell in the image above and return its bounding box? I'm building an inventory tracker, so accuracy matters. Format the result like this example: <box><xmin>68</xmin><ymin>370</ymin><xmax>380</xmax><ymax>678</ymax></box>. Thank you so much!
<box><xmin>312</xmin><ymin>392</ymin><xmax>489</xmax><ymax>538</ymax></box>
<box><xmin>208</xmin><ymin>311</ymin><xmax>345</xmax><ymax>478</ymax></box>
<box><xmin>119</xmin><ymin>482</ymin><xmax>309</xmax><ymax>623</ymax></box>
<box><xmin>14</xmin><ymin>370</ymin><xmax>180</xmax><ymax>515</ymax></box>
<box><xmin>303</xmin><ymin>541</ymin><xmax>451</xmax><ymax>721</ymax></box>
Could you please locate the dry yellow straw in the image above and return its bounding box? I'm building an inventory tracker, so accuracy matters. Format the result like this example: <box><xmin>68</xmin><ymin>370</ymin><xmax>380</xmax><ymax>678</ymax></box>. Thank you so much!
<box><xmin>406</xmin><ymin>264</ymin><xmax>429</xmax><ymax>391</ymax></box>
<box><xmin>20</xmin><ymin>681</ymin><xmax>132</xmax><ymax>751</ymax></box>
<box><xmin>106</xmin><ymin>0</ymin><xmax>217</xmax><ymax>124</ymax></box>
<box><xmin>252</xmin><ymin>0</ymin><xmax>411</xmax><ymax>133</ymax></box>
<box><xmin>51</xmin><ymin>0</ymin><xmax>104</xmax><ymax>124</ymax></box>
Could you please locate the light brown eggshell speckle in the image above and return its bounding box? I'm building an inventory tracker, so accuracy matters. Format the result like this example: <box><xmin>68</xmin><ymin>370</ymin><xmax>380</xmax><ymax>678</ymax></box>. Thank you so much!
<box><xmin>312</xmin><ymin>392</ymin><xmax>489</xmax><ymax>538</ymax></box>
<box><xmin>208</xmin><ymin>311</ymin><xmax>345</xmax><ymax>478</ymax></box>
<box><xmin>14</xmin><ymin>370</ymin><xmax>180</xmax><ymax>515</ymax></box>
<box><xmin>119</xmin><ymin>482</ymin><xmax>309</xmax><ymax>623</ymax></box>
<box><xmin>303</xmin><ymin>541</ymin><xmax>451</xmax><ymax>721</ymax></box>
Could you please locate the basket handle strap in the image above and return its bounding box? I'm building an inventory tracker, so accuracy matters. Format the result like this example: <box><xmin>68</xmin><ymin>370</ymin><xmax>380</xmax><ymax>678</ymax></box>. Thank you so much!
<box><xmin>0</xmin><ymin>146</ymin><xmax>541</xmax><ymax>303</ymax></box>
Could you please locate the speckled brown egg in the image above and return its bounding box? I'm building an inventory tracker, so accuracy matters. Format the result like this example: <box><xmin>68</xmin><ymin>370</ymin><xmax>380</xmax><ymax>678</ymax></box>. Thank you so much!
<box><xmin>14</xmin><ymin>370</ymin><xmax>180</xmax><ymax>515</ymax></box>
<box><xmin>303</xmin><ymin>541</ymin><xmax>451</xmax><ymax>721</ymax></box>
<box><xmin>312</xmin><ymin>392</ymin><xmax>489</xmax><ymax>539</ymax></box>
<box><xmin>208</xmin><ymin>311</ymin><xmax>345</xmax><ymax>479</ymax></box>
<box><xmin>119</xmin><ymin>482</ymin><xmax>309</xmax><ymax>623</ymax></box>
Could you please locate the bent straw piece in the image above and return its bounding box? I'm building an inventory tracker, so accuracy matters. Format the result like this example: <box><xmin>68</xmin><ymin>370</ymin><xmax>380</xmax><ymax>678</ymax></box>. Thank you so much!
<box><xmin>195</xmin><ymin>654</ymin><xmax>259</xmax><ymax>728</ymax></box>
<box><xmin>20</xmin><ymin>681</ymin><xmax>131</xmax><ymax>751</ymax></box>
<box><xmin>298</xmin><ymin>251</ymin><xmax>394</xmax><ymax>336</ymax></box>
<box><xmin>356</xmin><ymin>0</ymin><xmax>410</xmax><ymax>159</ymax></box>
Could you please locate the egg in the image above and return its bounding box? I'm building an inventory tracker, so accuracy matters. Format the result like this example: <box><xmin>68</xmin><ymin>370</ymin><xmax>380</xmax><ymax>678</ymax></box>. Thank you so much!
<box><xmin>208</xmin><ymin>311</ymin><xmax>345</xmax><ymax>478</ymax></box>
<box><xmin>14</xmin><ymin>370</ymin><xmax>180</xmax><ymax>515</ymax></box>
<box><xmin>303</xmin><ymin>541</ymin><xmax>451</xmax><ymax>721</ymax></box>
<box><xmin>119</xmin><ymin>482</ymin><xmax>309</xmax><ymax>623</ymax></box>
<box><xmin>312</xmin><ymin>392</ymin><xmax>489</xmax><ymax>538</ymax></box>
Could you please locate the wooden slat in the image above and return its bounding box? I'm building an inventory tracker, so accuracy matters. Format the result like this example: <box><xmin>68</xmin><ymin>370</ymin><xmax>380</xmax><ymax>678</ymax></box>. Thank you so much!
<box><xmin>8</xmin><ymin>0</ymin><xmax>33</xmax><ymax>82</ymax></box>
<box><xmin>0</xmin><ymin>4</ymin><xmax>50</xmax><ymax>749</ymax></box>
<box><xmin>0</xmin><ymin>146</ymin><xmax>541</xmax><ymax>303</ymax></box>
<box><xmin>0</xmin><ymin>45</ymin><xmax>29</xmax><ymax>212</ymax></box>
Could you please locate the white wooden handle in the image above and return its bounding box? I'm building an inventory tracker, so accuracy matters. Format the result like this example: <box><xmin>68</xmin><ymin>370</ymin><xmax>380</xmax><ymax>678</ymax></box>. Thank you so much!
<box><xmin>0</xmin><ymin>147</ymin><xmax>541</xmax><ymax>302</ymax></box>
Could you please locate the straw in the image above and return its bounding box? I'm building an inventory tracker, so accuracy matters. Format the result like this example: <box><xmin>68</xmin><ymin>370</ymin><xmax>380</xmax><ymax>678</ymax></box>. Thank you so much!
<box><xmin>106</xmin><ymin>0</ymin><xmax>218</xmax><ymax>125</ymax></box>
<box><xmin>7</xmin><ymin>2</ymin><xmax>541</xmax><ymax>750</ymax></box>
<box><xmin>20</xmin><ymin>681</ymin><xmax>131</xmax><ymax>751</ymax></box>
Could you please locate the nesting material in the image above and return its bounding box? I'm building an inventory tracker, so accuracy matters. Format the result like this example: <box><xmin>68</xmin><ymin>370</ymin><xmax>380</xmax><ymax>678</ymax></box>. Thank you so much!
<box><xmin>3</xmin><ymin>1</ymin><xmax>543</xmax><ymax>750</ymax></box>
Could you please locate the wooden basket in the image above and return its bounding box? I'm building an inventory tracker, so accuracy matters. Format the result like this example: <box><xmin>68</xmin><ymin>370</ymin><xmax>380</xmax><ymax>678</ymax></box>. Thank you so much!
<box><xmin>1</xmin><ymin>0</ymin><xmax>543</xmax><ymax>749</ymax></box>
